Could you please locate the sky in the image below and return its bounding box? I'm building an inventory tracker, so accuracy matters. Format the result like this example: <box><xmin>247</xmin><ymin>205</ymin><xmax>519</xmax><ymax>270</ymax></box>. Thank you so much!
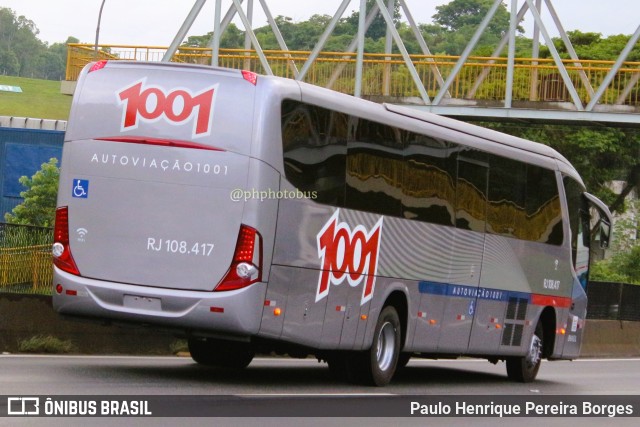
<box><xmin>0</xmin><ymin>0</ymin><xmax>638</xmax><ymax>47</ymax></box>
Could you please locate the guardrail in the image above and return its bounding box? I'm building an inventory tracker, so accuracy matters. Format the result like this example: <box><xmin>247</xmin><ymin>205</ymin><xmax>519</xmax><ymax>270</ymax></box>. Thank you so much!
<box><xmin>0</xmin><ymin>223</ymin><xmax>53</xmax><ymax>295</ymax></box>
<box><xmin>66</xmin><ymin>43</ymin><xmax>640</xmax><ymax>107</ymax></box>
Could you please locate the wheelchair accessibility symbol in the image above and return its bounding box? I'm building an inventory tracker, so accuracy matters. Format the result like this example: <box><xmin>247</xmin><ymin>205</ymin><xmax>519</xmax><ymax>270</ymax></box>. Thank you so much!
<box><xmin>72</xmin><ymin>179</ymin><xmax>89</xmax><ymax>198</ymax></box>
<box><xmin>468</xmin><ymin>299</ymin><xmax>475</xmax><ymax>316</ymax></box>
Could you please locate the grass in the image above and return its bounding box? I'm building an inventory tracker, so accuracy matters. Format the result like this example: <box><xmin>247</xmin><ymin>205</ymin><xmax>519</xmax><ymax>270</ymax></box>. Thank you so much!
<box><xmin>0</xmin><ymin>76</ymin><xmax>71</xmax><ymax>121</ymax></box>
<box><xmin>18</xmin><ymin>335</ymin><xmax>76</xmax><ymax>354</ymax></box>
<box><xmin>170</xmin><ymin>339</ymin><xmax>189</xmax><ymax>355</ymax></box>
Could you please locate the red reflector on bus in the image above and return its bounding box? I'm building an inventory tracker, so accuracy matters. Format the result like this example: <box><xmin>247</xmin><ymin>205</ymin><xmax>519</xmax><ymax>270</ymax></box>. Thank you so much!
<box><xmin>95</xmin><ymin>136</ymin><xmax>224</xmax><ymax>151</ymax></box>
<box><xmin>210</xmin><ymin>307</ymin><xmax>224</xmax><ymax>313</ymax></box>
<box><xmin>531</xmin><ymin>294</ymin><xmax>572</xmax><ymax>308</ymax></box>
<box><xmin>66</xmin><ymin>290</ymin><xmax>78</xmax><ymax>296</ymax></box>
<box><xmin>241</xmin><ymin>70</ymin><xmax>258</xmax><ymax>85</ymax></box>
<box><xmin>89</xmin><ymin>60</ymin><xmax>108</xmax><ymax>73</ymax></box>
<box><xmin>53</xmin><ymin>207</ymin><xmax>80</xmax><ymax>276</ymax></box>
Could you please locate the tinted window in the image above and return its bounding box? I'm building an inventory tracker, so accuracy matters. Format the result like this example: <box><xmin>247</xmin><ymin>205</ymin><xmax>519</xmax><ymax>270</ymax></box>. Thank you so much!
<box><xmin>402</xmin><ymin>135</ymin><xmax>456</xmax><ymax>226</ymax></box>
<box><xmin>564</xmin><ymin>176</ymin><xmax>588</xmax><ymax>264</ymax></box>
<box><xmin>282</xmin><ymin>101</ymin><xmax>346</xmax><ymax>206</ymax></box>
<box><xmin>525</xmin><ymin>166</ymin><xmax>563</xmax><ymax>245</ymax></box>
<box><xmin>487</xmin><ymin>156</ymin><xmax>526</xmax><ymax>237</ymax></box>
<box><xmin>281</xmin><ymin>100</ymin><xmax>564</xmax><ymax>246</ymax></box>
<box><xmin>456</xmin><ymin>154</ymin><xmax>488</xmax><ymax>232</ymax></box>
<box><xmin>345</xmin><ymin>118</ymin><xmax>404</xmax><ymax>216</ymax></box>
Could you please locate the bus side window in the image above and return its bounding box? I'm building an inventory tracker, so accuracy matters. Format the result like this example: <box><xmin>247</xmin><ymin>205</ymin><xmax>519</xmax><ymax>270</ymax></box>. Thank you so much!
<box><xmin>575</xmin><ymin>208</ymin><xmax>591</xmax><ymax>287</ymax></box>
<box><xmin>487</xmin><ymin>155</ymin><xmax>526</xmax><ymax>238</ymax></box>
<box><xmin>281</xmin><ymin>101</ymin><xmax>347</xmax><ymax>206</ymax></box>
<box><xmin>455</xmin><ymin>153</ymin><xmax>488</xmax><ymax>233</ymax></box>
<box><xmin>402</xmin><ymin>135</ymin><xmax>456</xmax><ymax>226</ymax></box>
<box><xmin>563</xmin><ymin>176</ymin><xmax>590</xmax><ymax>286</ymax></box>
<box><xmin>526</xmin><ymin>166</ymin><xmax>563</xmax><ymax>245</ymax></box>
<box><xmin>345</xmin><ymin>118</ymin><xmax>404</xmax><ymax>216</ymax></box>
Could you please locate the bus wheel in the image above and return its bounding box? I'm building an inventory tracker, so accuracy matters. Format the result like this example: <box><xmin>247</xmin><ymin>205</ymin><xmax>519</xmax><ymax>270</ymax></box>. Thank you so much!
<box><xmin>506</xmin><ymin>322</ymin><xmax>543</xmax><ymax>382</ymax></box>
<box><xmin>349</xmin><ymin>305</ymin><xmax>401</xmax><ymax>386</ymax></box>
<box><xmin>188</xmin><ymin>338</ymin><xmax>255</xmax><ymax>369</ymax></box>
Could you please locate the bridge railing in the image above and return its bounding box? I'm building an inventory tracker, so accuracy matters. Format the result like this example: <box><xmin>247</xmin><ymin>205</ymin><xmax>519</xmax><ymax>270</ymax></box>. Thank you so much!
<box><xmin>67</xmin><ymin>43</ymin><xmax>640</xmax><ymax>106</ymax></box>
<box><xmin>0</xmin><ymin>223</ymin><xmax>53</xmax><ymax>295</ymax></box>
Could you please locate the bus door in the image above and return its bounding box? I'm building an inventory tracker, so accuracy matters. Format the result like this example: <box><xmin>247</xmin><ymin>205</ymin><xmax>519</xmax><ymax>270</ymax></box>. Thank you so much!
<box><xmin>562</xmin><ymin>187</ymin><xmax>612</xmax><ymax>357</ymax></box>
<box><xmin>437</xmin><ymin>155</ymin><xmax>488</xmax><ymax>353</ymax></box>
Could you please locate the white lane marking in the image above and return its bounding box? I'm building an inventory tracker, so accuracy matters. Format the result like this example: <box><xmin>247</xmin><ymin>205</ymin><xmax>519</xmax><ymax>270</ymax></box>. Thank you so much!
<box><xmin>237</xmin><ymin>393</ymin><xmax>395</xmax><ymax>397</ymax></box>
<box><xmin>2</xmin><ymin>355</ymin><xmax>640</xmax><ymax>363</ymax></box>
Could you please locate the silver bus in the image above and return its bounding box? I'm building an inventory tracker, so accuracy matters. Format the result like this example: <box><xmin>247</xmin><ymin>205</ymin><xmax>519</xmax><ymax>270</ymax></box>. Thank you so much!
<box><xmin>53</xmin><ymin>61</ymin><xmax>612</xmax><ymax>386</ymax></box>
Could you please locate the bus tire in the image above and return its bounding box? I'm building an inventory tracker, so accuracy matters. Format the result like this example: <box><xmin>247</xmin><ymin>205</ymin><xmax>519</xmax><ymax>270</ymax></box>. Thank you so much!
<box><xmin>349</xmin><ymin>305</ymin><xmax>401</xmax><ymax>386</ymax></box>
<box><xmin>506</xmin><ymin>322</ymin><xmax>543</xmax><ymax>382</ymax></box>
<box><xmin>188</xmin><ymin>338</ymin><xmax>255</xmax><ymax>369</ymax></box>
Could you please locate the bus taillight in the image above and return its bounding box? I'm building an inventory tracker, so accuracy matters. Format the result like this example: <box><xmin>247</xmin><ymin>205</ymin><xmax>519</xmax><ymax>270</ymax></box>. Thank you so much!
<box><xmin>52</xmin><ymin>206</ymin><xmax>80</xmax><ymax>276</ymax></box>
<box><xmin>215</xmin><ymin>225</ymin><xmax>262</xmax><ymax>292</ymax></box>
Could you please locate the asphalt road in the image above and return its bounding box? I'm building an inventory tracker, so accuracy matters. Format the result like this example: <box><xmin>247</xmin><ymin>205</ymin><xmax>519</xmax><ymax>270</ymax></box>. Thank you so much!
<box><xmin>1</xmin><ymin>355</ymin><xmax>639</xmax><ymax>426</ymax></box>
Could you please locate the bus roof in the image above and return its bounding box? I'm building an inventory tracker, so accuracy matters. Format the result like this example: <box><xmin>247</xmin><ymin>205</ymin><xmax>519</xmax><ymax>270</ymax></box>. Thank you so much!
<box><xmin>289</xmin><ymin>77</ymin><xmax>583</xmax><ymax>185</ymax></box>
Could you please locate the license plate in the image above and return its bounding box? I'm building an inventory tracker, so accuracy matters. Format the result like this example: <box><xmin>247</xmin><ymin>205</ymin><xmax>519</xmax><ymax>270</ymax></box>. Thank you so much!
<box><xmin>123</xmin><ymin>295</ymin><xmax>162</xmax><ymax>311</ymax></box>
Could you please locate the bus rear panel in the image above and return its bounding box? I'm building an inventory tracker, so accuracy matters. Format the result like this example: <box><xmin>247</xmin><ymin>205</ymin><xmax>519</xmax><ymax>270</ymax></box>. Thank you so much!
<box><xmin>53</xmin><ymin>62</ymin><xmax>278</xmax><ymax>337</ymax></box>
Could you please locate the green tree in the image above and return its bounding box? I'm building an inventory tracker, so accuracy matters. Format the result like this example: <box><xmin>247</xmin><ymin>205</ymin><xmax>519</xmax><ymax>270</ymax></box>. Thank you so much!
<box><xmin>182</xmin><ymin>24</ymin><xmax>245</xmax><ymax>49</ymax></box>
<box><xmin>0</xmin><ymin>8</ymin><xmax>46</xmax><ymax>77</ymax></box>
<box><xmin>591</xmin><ymin>198</ymin><xmax>640</xmax><ymax>284</ymax></box>
<box><xmin>345</xmin><ymin>0</ymin><xmax>402</xmax><ymax>40</ymax></box>
<box><xmin>428</xmin><ymin>0</ymin><xmax>523</xmax><ymax>55</ymax></box>
<box><xmin>548</xmin><ymin>30</ymin><xmax>640</xmax><ymax>62</ymax></box>
<box><xmin>4</xmin><ymin>158</ymin><xmax>60</xmax><ymax>228</ymax></box>
<box><xmin>0</xmin><ymin>8</ymin><xmax>79</xmax><ymax>80</ymax></box>
<box><xmin>0</xmin><ymin>46</ymin><xmax>20</xmax><ymax>74</ymax></box>
<box><xmin>43</xmin><ymin>36</ymin><xmax>79</xmax><ymax>80</ymax></box>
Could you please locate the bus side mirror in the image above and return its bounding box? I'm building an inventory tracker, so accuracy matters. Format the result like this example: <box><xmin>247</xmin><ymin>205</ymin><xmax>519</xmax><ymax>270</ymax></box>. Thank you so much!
<box><xmin>596</xmin><ymin>219</ymin><xmax>611</xmax><ymax>249</ymax></box>
<box><xmin>583</xmin><ymin>193</ymin><xmax>613</xmax><ymax>250</ymax></box>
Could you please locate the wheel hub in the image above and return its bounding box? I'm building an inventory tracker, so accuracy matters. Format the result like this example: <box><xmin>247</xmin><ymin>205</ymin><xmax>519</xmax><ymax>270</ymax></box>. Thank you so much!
<box><xmin>376</xmin><ymin>321</ymin><xmax>396</xmax><ymax>371</ymax></box>
<box><xmin>526</xmin><ymin>334</ymin><xmax>542</xmax><ymax>369</ymax></box>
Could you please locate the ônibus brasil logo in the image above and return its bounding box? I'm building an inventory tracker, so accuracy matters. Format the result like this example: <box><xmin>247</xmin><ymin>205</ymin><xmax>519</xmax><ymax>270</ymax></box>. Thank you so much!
<box><xmin>117</xmin><ymin>80</ymin><xmax>216</xmax><ymax>138</ymax></box>
<box><xmin>316</xmin><ymin>210</ymin><xmax>383</xmax><ymax>306</ymax></box>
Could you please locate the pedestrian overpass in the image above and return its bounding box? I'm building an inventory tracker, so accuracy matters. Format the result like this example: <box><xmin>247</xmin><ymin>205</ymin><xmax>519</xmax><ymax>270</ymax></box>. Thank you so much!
<box><xmin>63</xmin><ymin>0</ymin><xmax>640</xmax><ymax>126</ymax></box>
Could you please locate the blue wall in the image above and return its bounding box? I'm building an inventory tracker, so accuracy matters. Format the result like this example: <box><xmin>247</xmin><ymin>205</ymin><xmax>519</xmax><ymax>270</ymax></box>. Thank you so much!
<box><xmin>0</xmin><ymin>127</ymin><xmax>64</xmax><ymax>219</ymax></box>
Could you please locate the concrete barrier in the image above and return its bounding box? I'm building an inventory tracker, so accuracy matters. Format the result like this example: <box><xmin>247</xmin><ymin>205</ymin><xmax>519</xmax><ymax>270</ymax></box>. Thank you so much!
<box><xmin>1</xmin><ymin>294</ymin><xmax>639</xmax><ymax>356</ymax></box>
<box><xmin>0</xmin><ymin>294</ymin><xmax>176</xmax><ymax>354</ymax></box>
<box><xmin>581</xmin><ymin>319</ymin><xmax>640</xmax><ymax>357</ymax></box>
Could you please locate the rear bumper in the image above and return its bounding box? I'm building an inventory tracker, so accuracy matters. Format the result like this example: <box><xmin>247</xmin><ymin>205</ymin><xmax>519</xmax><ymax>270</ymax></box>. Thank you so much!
<box><xmin>52</xmin><ymin>267</ymin><xmax>266</xmax><ymax>337</ymax></box>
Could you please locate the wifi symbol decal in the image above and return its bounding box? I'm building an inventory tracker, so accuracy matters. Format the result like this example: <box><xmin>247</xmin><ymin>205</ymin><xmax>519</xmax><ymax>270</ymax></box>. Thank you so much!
<box><xmin>76</xmin><ymin>228</ymin><xmax>88</xmax><ymax>242</ymax></box>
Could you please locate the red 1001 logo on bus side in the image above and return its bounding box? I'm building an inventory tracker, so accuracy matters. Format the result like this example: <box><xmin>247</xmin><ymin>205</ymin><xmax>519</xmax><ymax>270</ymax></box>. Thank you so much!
<box><xmin>316</xmin><ymin>209</ymin><xmax>383</xmax><ymax>306</ymax></box>
<box><xmin>117</xmin><ymin>80</ymin><xmax>216</xmax><ymax>138</ymax></box>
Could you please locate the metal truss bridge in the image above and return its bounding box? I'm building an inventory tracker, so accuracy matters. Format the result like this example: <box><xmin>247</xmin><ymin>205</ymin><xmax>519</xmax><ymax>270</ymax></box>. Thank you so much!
<box><xmin>65</xmin><ymin>0</ymin><xmax>640</xmax><ymax>126</ymax></box>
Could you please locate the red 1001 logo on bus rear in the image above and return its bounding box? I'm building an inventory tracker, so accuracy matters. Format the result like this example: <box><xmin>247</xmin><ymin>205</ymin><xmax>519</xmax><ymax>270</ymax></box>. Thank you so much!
<box><xmin>117</xmin><ymin>79</ymin><xmax>216</xmax><ymax>138</ymax></box>
<box><xmin>316</xmin><ymin>209</ymin><xmax>383</xmax><ymax>306</ymax></box>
